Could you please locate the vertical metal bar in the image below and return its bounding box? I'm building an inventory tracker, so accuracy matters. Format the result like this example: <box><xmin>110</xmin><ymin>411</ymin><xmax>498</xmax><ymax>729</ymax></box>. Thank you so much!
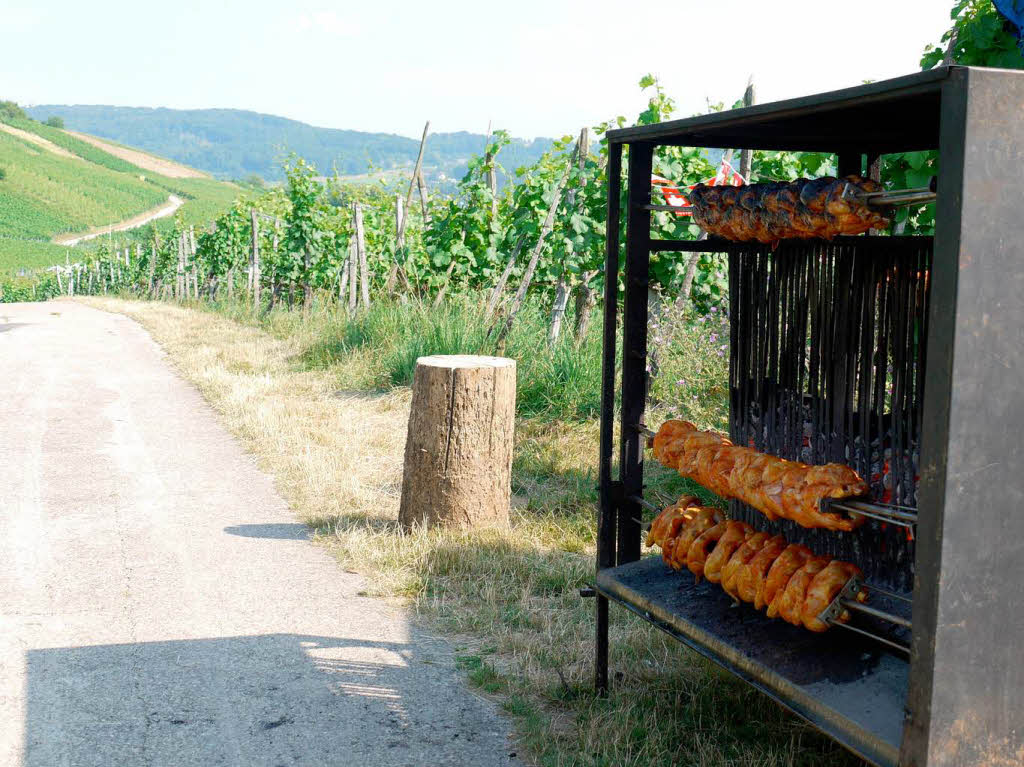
<box><xmin>617</xmin><ymin>141</ymin><xmax>653</xmax><ymax>566</ymax></box>
<box><xmin>837</xmin><ymin>153</ymin><xmax>863</xmax><ymax>177</ymax></box>
<box><xmin>595</xmin><ymin>141</ymin><xmax>623</xmax><ymax>695</ymax></box>
<box><xmin>598</xmin><ymin>141</ymin><xmax>623</xmax><ymax>572</ymax></box>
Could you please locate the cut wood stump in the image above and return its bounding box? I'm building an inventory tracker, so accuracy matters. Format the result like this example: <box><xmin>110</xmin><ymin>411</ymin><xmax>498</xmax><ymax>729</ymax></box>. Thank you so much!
<box><xmin>398</xmin><ymin>355</ymin><xmax>516</xmax><ymax>529</ymax></box>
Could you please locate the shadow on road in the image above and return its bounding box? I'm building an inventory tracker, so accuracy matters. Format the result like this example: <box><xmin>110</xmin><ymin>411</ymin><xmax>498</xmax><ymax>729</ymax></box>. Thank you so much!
<box><xmin>223</xmin><ymin>523</ymin><xmax>309</xmax><ymax>540</ymax></box>
<box><xmin>23</xmin><ymin>633</ymin><xmax>502</xmax><ymax>766</ymax></box>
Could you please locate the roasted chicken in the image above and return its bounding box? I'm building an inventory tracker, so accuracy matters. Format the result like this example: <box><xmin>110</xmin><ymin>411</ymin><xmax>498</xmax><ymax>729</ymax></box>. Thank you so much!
<box><xmin>688</xmin><ymin>175</ymin><xmax>890</xmax><ymax>243</ymax></box>
<box><xmin>652</xmin><ymin>420</ymin><xmax>868</xmax><ymax>531</ymax></box>
<box><xmin>647</xmin><ymin>497</ymin><xmax>867</xmax><ymax>632</ymax></box>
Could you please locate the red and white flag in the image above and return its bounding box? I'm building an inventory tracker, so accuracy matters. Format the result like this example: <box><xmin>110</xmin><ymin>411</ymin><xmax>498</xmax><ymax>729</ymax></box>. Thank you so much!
<box><xmin>651</xmin><ymin>158</ymin><xmax>745</xmax><ymax>217</ymax></box>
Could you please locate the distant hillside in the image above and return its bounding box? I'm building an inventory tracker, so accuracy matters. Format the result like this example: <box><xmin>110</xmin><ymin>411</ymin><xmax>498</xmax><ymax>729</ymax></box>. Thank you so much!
<box><xmin>0</xmin><ymin>111</ymin><xmax>237</xmax><ymax>275</ymax></box>
<box><xmin>27</xmin><ymin>105</ymin><xmax>554</xmax><ymax>183</ymax></box>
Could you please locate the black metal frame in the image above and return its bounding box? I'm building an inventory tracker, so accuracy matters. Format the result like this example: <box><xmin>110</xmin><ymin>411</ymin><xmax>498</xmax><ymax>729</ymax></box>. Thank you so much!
<box><xmin>594</xmin><ymin>66</ymin><xmax>1024</xmax><ymax>767</ymax></box>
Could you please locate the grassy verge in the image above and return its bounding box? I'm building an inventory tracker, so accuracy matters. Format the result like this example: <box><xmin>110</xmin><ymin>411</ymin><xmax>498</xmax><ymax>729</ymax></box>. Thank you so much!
<box><xmin>81</xmin><ymin>295</ymin><xmax>864</xmax><ymax>767</ymax></box>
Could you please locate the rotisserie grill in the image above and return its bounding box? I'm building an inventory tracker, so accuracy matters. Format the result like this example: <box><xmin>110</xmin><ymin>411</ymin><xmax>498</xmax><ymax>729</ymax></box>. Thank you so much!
<box><xmin>592</xmin><ymin>67</ymin><xmax>1024</xmax><ymax>767</ymax></box>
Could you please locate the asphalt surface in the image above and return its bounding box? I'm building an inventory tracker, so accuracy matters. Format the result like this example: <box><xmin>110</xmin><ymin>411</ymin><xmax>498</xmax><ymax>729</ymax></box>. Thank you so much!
<box><xmin>0</xmin><ymin>301</ymin><xmax>514</xmax><ymax>766</ymax></box>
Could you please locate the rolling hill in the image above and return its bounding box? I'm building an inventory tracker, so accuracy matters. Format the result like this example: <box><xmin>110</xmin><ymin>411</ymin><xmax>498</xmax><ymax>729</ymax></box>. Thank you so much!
<box><xmin>25</xmin><ymin>105</ymin><xmax>554</xmax><ymax>183</ymax></box>
<box><xmin>0</xmin><ymin>110</ymin><xmax>238</xmax><ymax>277</ymax></box>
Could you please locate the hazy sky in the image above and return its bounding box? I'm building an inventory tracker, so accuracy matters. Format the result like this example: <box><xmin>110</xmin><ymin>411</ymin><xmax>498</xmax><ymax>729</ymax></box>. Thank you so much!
<box><xmin>3</xmin><ymin>1</ymin><xmax>952</xmax><ymax>139</ymax></box>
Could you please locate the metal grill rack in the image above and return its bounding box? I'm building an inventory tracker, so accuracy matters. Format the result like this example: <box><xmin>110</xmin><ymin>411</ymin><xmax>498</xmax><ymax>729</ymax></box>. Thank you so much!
<box><xmin>593</xmin><ymin>66</ymin><xmax>1024</xmax><ymax>767</ymax></box>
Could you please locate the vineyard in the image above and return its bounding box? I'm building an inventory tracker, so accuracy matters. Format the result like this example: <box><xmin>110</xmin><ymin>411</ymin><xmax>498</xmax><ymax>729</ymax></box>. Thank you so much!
<box><xmin>10</xmin><ymin>1</ymin><xmax>1019</xmax><ymax>316</ymax></box>
<box><xmin>43</xmin><ymin>81</ymin><xmax>939</xmax><ymax>331</ymax></box>
<box><xmin>0</xmin><ymin>104</ymin><xmax>238</xmax><ymax>289</ymax></box>
<box><xmin>0</xmin><ymin>129</ymin><xmax>167</xmax><ymax>238</ymax></box>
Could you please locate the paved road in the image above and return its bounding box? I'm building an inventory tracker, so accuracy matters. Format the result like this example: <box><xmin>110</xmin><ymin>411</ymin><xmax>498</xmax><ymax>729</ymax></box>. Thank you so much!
<box><xmin>0</xmin><ymin>302</ymin><xmax>513</xmax><ymax>767</ymax></box>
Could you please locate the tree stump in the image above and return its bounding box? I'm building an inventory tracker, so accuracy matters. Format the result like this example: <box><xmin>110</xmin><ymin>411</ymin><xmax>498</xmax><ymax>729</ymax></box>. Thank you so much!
<box><xmin>399</xmin><ymin>355</ymin><xmax>516</xmax><ymax>529</ymax></box>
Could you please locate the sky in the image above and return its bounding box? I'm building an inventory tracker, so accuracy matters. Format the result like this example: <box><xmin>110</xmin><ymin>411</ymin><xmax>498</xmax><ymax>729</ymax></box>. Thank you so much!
<box><xmin>2</xmin><ymin>0</ymin><xmax>953</xmax><ymax>140</ymax></box>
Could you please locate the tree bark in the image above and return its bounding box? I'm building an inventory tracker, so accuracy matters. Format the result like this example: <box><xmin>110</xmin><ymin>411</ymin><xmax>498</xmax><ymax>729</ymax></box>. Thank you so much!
<box><xmin>398</xmin><ymin>355</ymin><xmax>516</xmax><ymax>530</ymax></box>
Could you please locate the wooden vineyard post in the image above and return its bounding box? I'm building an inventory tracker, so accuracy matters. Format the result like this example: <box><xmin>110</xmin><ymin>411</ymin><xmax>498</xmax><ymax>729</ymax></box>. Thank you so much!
<box><xmin>485</xmin><ymin>120</ymin><xmax>498</xmax><ymax>221</ymax></box>
<box><xmin>398</xmin><ymin>120</ymin><xmax>429</xmax><ymax>245</ymax></box>
<box><xmin>494</xmin><ymin>159</ymin><xmax>572</xmax><ymax>346</ymax></box>
<box><xmin>176</xmin><ymin>233</ymin><xmax>185</xmax><ymax>298</ymax></box>
<box><xmin>338</xmin><ymin>253</ymin><xmax>350</xmax><ymax>304</ymax></box>
<box><xmin>189</xmin><ymin>226</ymin><xmax>198</xmax><ymax>299</ymax></box>
<box><xmin>353</xmin><ymin>202</ymin><xmax>370</xmax><ymax>308</ymax></box>
<box><xmin>250</xmin><ymin>208</ymin><xmax>260</xmax><ymax>307</ymax></box>
<box><xmin>739</xmin><ymin>77</ymin><xmax>755</xmax><ymax>182</ymax></box>
<box><xmin>387</xmin><ymin>194</ymin><xmax>404</xmax><ymax>292</ymax></box>
<box><xmin>347</xmin><ymin>240</ymin><xmax>357</xmax><ymax>313</ymax></box>
<box><xmin>398</xmin><ymin>355</ymin><xmax>516</xmax><ymax>530</ymax></box>
<box><xmin>416</xmin><ymin>170</ymin><xmax>429</xmax><ymax>222</ymax></box>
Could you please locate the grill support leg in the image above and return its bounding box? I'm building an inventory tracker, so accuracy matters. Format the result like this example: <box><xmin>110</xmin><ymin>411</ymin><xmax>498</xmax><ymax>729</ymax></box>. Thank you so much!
<box><xmin>595</xmin><ymin>594</ymin><xmax>609</xmax><ymax>695</ymax></box>
<box><xmin>595</xmin><ymin>142</ymin><xmax>623</xmax><ymax>694</ymax></box>
<box><xmin>617</xmin><ymin>141</ymin><xmax>653</xmax><ymax>567</ymax></box>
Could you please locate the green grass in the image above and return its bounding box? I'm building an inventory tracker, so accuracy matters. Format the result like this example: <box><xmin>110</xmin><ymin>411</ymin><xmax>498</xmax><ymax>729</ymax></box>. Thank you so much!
<box><xmin>0</xmin><ymin>239</ymin><xmax>72</xmax><ymax>277</ymax></box>
<box><xmin>215</xmin><ymin>293</ymin><xmax>604</xmax><ymax>420</ymax></box>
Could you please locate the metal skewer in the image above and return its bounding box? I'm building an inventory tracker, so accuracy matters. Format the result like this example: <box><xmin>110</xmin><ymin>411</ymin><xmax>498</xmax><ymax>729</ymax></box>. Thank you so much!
<box><xmin>826</xmin><ymin>499</ymin><xmax>918</xmax><ymax>528</ymax></box>
<box><xmin>839</xmin><ymin>599</ymin><xmax>912</xmax><ymax>629</ymax></box>
<box><xmin>832</xmin><ymin>621</ymin><xmax>910</xmax><ymax>655</ymax></box>
<box><xmin>846</xmin><ymin>176</ymin><xmax>937</xmax><ymax>209</ymax></box>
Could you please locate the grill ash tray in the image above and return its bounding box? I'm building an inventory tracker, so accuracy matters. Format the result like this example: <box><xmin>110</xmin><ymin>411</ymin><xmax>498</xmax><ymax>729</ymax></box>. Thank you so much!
<box><xmin>596</xmin><ymin>556</ymin><xmax>908</xmax><ymax>767</ymax></box>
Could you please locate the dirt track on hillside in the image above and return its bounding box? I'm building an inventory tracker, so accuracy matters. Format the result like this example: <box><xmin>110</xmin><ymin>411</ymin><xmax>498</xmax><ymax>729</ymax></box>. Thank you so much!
<box><xmin>67</xmin><ymin>130</ymin><xmax>206</xmax><ymax>179</ymax></box>
<box><xmin>54</xmin><ymin>195</ymin><xmax>185</xmax><ymax>246</ymax></box>
<box><xmin>0</xmin><ymin>122</ymin><xmax>80</xmax><ymax>159</ymax></box>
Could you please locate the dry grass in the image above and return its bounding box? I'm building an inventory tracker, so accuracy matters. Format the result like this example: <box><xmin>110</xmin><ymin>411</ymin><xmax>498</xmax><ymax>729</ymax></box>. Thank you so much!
<box><xmin>82</xmin><ymin>296</ymin><xmax>865</xmax><ymax>767</ymax></box>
